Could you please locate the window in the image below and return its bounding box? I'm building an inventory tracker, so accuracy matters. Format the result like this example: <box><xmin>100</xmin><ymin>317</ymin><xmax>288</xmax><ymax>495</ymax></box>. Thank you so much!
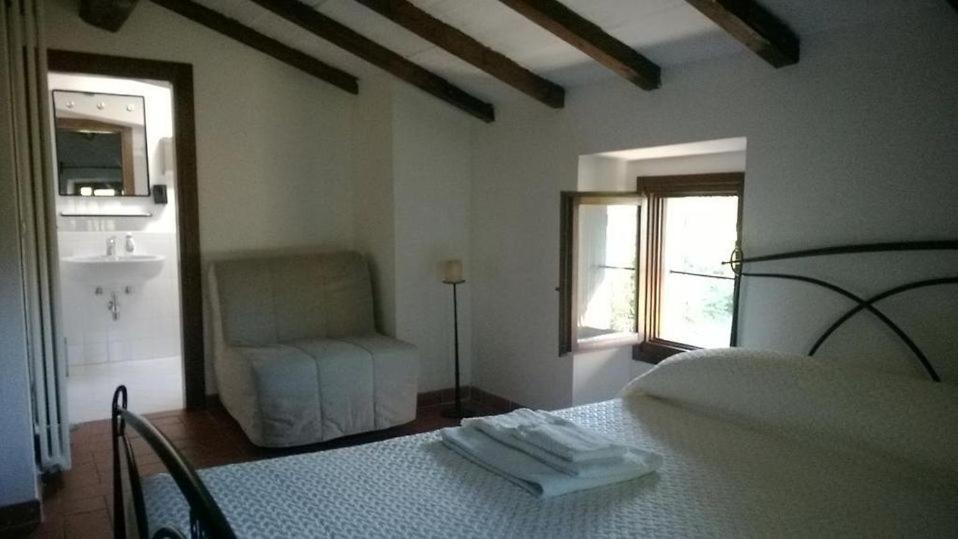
<box><xmin>658</xmin><ymin>196</ymin><xmax>738</xmax><ymax>347</ymax></box>
<box><xmin>637</xmin><ymin>173</ymin><xmax>743</xmax><ymax>361</ymax></box>
<box><xmin>560</xmin><ymin>193</ymin><xmax>640</xmax><ymax>353</ymax></box>
<box><xmin>559</xmin><ymin>174</ymin><xmax>743</xmax><ymax>361</ymax></box>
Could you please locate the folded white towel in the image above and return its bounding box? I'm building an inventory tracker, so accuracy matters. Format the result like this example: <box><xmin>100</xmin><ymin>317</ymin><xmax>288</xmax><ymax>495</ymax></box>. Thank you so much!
<box><xmin>463</xmin><ymin>408</ymin><xmax>558</xmax><ymax>430</ymax></box>
<box><xmin>465</xmin><ymin>409</ymin><xmax>628</xmax><ymax>462</ymax></box>
<box><xmin>515</xmin><ymin>420</ymin><xmax>628</xmax><ymax>462</ymax></box>
<box><xmin>441</xmin><ymin>426</ymin><xmax>661</xmax><ymax>498</ymax></box>
<box><xmin>465</xmin><ymin>415</ymin><xmax>640</xmax><ymax>477</ymax></box>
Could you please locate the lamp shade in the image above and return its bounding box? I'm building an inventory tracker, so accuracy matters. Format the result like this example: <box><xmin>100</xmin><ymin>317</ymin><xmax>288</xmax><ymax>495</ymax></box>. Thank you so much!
<box><xmin>443</xmin><ymin>259</ymin><xmax>464</xmax><ymax>283</ymax></box>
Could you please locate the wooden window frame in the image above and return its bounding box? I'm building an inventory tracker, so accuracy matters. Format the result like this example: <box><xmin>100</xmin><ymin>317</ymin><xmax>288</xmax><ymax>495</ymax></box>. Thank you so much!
<box><xmin>559</xmin><ymin>191</ymin><xmax>641</xmax><ymax>355</ymax></box>
<box><xmin>633</xmin><ymin>173</ymin><xmax>744</xmax><ymax>363</ymax></box>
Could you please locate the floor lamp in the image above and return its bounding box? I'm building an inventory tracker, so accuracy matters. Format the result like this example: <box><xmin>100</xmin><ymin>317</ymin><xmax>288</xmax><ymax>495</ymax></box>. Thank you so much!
<box><xmin>441</xmin><ymin>259</ymin><xmax>473</xmax><ymax>419</ymax></box>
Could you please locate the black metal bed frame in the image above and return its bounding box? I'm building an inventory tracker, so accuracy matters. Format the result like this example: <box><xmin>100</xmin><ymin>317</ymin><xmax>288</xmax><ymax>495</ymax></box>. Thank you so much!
<box><xmin>111</xmin><ymin>386</ymin><xmax>236</xmax><ymax>538</ymax></box>
<box><xmin>728</xmin><ymin>240</ymin><xmax>958</xmax><ymax>382</ymax></box>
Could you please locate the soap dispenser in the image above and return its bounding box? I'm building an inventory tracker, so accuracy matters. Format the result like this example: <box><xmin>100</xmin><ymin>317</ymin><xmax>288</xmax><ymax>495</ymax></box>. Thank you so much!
<box><xmin>124</xmin><ymin>232</ymin><xmax>136</xmax><ymax>254</ymax></box>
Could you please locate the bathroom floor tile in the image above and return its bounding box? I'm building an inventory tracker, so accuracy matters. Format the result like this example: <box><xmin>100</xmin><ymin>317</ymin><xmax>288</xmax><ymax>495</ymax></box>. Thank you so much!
<box><xmin>66</xmin><ymin>356</ymin><xmax>184</xmax><ymax>423</ymax></box>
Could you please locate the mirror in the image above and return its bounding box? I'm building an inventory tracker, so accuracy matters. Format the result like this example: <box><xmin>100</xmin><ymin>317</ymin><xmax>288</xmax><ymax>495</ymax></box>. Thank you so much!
<box><xmin>52</xmin><ymin>90</ymin><xmax>150</xmax><ymax>196</ymax></box>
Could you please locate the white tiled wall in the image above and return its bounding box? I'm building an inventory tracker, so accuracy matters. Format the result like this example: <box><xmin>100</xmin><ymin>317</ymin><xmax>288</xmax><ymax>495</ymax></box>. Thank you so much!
<box><xmin>52</xmin><ymin>73</ymin><xmax>182</xmax><ymax>366</ymax></box>
<box><xmin>59</xmin><ymin>230</ymin><xmax>182</xmax><ymax>365</ymax></box>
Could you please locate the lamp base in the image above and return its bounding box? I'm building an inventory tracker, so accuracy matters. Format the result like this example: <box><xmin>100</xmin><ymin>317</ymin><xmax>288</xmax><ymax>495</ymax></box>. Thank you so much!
<box><xmin>441</xmin><ymin>403</ymin><xmax>481</xmax><ymax>420</ymax></box>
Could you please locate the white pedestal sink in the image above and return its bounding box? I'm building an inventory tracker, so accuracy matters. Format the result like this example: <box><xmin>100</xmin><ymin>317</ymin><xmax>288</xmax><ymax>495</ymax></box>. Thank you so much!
<box><xmin>62</xmin><ymin>254</ymin><xmax>165</xmax><ymax>284</ymax></box>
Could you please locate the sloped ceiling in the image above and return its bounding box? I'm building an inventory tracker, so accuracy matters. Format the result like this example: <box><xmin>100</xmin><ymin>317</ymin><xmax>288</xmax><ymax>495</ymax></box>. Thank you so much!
<box><xmin>188</xmin><ymin>0</ymin><xmax>941</xmax><ymax>104</ymax></box>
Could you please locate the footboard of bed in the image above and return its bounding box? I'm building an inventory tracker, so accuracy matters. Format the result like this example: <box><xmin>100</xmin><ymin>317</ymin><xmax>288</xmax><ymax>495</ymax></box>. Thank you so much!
<box><xmin>111</xmin><ymin>385</ymin><xmax>236</xmax><ymax>538</ymax></box>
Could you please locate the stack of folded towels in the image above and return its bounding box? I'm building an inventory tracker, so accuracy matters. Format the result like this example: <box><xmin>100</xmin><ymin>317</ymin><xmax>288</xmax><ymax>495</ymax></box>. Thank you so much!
<box><xmin>440</xmin><ymin>409</ymin><xmax>662</xmax><ymax>498</ymax></box>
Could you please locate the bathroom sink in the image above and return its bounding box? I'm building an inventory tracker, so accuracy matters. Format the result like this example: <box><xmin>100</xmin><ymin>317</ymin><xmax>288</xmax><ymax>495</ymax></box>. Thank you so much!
<box><xmin>62</xmin><ymin>254</ymin><xmax>165</xmax><ymax>284</ymax></box>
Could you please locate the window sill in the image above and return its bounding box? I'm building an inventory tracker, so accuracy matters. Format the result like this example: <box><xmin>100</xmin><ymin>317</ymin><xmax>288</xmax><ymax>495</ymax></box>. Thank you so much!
<box><xmin>632</xmin><ymin>339</ymin><xmax>698</xmax><ymax>364</ymax></box>
<box><xmin>575</xmin><ymin>333</ymin><xmax>641</xmax><ymax>354</ymax></box>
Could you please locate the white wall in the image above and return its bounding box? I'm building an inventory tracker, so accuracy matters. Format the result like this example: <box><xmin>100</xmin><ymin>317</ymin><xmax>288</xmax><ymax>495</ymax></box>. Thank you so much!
<box><xmin>352</xmin><ymin>79</ymin><xmax>397</xmax><ymax>336</ymax></box>
<box><xmin>577</xmin><ymin>155</ymin><xmax>628</xmax><ymax>191</ymax></box>
<box><xmin>50</xmin><ymin>74</ymin><xmax>182</xmax><ymax>366</ymax></box>
<box><xmin>626</xmin><ymin>150</ymin><xmax>746</xmax><ymax>177</ymax></box>
<box><xmin>472</xmin><ymin>5</ymin><xmax>958</xmax><ymax>409</ymax></box>
<box><xmin>393</xmin><ymin>85</ymin><xmax>473</xmax><ymax>391</ymax></box>
<box><xmin>58</xmin><ymin>229</ymin><xmax>183</xmax><ymax>364</ymax></box>
<box><xmin>352</xmin><ymin>79</ymin><xmax>474</xmax><ymax>392</ymax></box>
<box><xmin>470</xmin><ymin>109</ymin><xmax>578</xmax><ymax>409</ymax></box>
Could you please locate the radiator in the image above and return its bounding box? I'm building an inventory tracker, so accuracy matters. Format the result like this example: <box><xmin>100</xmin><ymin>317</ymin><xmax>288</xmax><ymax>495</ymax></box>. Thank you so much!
<box><xmin>2</xmin><ymin>0</ymin><xmax>70</xmax><ymax>471</ymax></box>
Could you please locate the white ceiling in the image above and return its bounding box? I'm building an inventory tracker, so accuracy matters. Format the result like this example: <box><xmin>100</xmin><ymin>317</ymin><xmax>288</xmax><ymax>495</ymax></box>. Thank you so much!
<box><xmin>191</xmin><ymin>0</ymin><xmax>942</xmax><ymax>105</ymax></box>
<box><xmin>597</xmin><ymin>137</ymin><xmax>747</xmax><ymax>162</ymax></box>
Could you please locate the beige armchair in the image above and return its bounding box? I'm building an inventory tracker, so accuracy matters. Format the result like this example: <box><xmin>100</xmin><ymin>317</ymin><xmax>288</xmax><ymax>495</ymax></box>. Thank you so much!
<box><xmin>208</xmin><ymin>252</ymin><xmax>419</xmax><ymax>447</ymax></box>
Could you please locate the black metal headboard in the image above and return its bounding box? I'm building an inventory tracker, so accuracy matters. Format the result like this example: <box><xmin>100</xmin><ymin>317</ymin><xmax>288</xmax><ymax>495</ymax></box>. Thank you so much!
<box><xmin>728</xmin><ymin>240</ymin><xmax>958</xmax><ymax>382</ymax></box>
<box><xmin>111</xmin><ymin>386</ymin><xmax>236</xmax><ymax>538</ymax></box>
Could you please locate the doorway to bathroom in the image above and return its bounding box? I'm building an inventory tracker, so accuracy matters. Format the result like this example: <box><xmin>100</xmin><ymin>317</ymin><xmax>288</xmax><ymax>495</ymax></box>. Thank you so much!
<box><xmin>47</xmin><ymin>51</ymin><xmax>204</xmax><ymax>425</ymax></box>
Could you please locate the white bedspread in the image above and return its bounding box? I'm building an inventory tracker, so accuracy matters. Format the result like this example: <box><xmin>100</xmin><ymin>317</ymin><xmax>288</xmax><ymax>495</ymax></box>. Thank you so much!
<box><xmin>143</xmin><ymin>396</ymin><xmax>958</xmax><ymax>537</ymax></box>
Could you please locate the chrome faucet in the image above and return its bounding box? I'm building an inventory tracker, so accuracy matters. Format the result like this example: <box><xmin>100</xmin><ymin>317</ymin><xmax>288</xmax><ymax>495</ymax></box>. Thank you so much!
<box><xmin>124</xmin><ymin>232</ymin><xmax>136</xmax><ymax>254</ymax></box>
<box><xmin>107</xmin><ymin>291</ymin><xmax>119</xmax><ymax>321</ymax></box>
<box><xmin>106</xmin><ymin>236</ymin><xmax>117</xmax><ymax>257</ymax></box>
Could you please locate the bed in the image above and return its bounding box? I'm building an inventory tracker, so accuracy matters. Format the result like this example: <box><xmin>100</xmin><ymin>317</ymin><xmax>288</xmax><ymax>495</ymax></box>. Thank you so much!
<box><xmin>110</xmin><ymin>241</ymin><xmax>958</xmax><ymax>538</ymax></box>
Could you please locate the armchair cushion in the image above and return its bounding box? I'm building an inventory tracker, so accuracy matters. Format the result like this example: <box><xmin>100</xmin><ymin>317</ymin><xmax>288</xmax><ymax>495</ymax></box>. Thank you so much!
<box><xmin>213</xmin><ymin>252</ymin><xmax>375</xmax><ymax>346</ymax></box>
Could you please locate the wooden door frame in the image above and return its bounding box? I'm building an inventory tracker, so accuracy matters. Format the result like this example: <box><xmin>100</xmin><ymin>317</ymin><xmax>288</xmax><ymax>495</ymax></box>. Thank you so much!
<box><xmin>47</xmin><ymin>49</ymin><xmax>206</xmax><ymax>409</ymax></box>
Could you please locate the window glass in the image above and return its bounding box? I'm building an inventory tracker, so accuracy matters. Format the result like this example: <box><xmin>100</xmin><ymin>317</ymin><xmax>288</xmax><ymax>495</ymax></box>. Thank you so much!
<box><xmin>576</xmin><ymin>203</ymin><xmax>638</xmax><ymax>342</ymax></box>
<box><xmin>659</xmin><ymin>196</ymin><xmax>738</xmax><ymax>348</ymax></box>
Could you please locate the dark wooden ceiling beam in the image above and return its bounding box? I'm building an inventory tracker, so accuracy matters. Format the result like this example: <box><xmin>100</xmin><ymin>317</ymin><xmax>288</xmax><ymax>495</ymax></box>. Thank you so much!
<box><xmin>499</xmin><ymin>0</ymin><xmax>660</xmax><ymax>91</ymax></box>
<box><xmin>352</xmin><ymin>0</ymin><xmax>564</xmax><ymax>109</ymax></box>
<box><xmin>683</xmin><ymin>0</ymin><xmax>799</xmax><ymax>67</ymax></box>
<box><xmin>249</xmin><ymin>0</ymin><xmax>494</xmax><ymax>122</ymax></box>
<box><xmin>150</xmin><ymin>0</ymin><xmax>358</xmax><ymax>94</ymax></box>
<box><xmin>80</xmin><ymin>0</ymin><xmax>141</xmax><ymax>32</ymax></box>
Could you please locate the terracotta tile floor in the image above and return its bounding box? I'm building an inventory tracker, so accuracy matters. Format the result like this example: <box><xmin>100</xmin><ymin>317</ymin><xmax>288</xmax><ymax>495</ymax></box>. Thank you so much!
<box><xmin>25</xmin><ymin>400</ymin><xmax>480</xmax><ymax>538</ymax></box>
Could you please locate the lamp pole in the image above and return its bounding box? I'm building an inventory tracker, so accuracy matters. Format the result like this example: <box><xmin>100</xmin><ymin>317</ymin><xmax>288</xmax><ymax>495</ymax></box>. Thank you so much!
<box><xmin>451</xmin><ymin>280</ymin><xmax>462</xmax><ymax>417</ymax></box>
<box><xmin>442</xmin><ymin>278</ymin><xmax>467</xmax><ymax>419</ymax></box>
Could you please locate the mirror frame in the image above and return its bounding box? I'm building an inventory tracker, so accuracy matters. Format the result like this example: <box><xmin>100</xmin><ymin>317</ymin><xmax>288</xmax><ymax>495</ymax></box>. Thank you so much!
<box><xmin>52</xmin><ymin>89</ymin><xmax>151</xmax><ymax>197</ymax></box>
